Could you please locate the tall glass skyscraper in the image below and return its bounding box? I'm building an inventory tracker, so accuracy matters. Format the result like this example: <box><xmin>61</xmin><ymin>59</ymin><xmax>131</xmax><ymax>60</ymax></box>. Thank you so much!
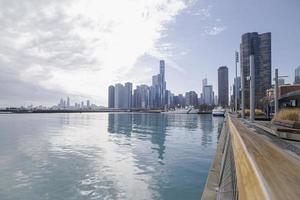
<box><xmin>124</xmin><ymin>82</ymin><xmax>132</xmax><ymax>109</ymax></box>
<box><xmin>108</xmin><ymin>85</ymin><xmax>115</xmax><ymax>108</ymax></box>
<box><xmin>160</xmin><ymin>60</ymin><xmax>166</xmax><ymax>106</ymax></box>
<box><xmin>240</xmin><ymin>32</ymin><xmax>271</xmax><ymax>109</ymax></box>
<box><xmin>218</xmin><ymin>66</ymin><xmax>229</xmax><ymax>107</ymax></box>
<box><xmin>151</xmin><ymin>60</ymin><xmax>167</xmax><ymax>109</ymax></box>
<box><xmin>112</xmin><ymin>82</ymin><xmax>132</xmax><ymax>109</ymax></box>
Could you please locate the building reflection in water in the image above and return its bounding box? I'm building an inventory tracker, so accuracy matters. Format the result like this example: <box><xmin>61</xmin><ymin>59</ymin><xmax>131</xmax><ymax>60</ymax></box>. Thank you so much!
<box><xmin>108</xmin><ymin>113</ymin><xmax>133</xmax><ymax>135</ymax></box>
<box><xmin>200</xmin><ymin>114</ymin><xmax>224</xmax><ymax>146</ymax></box>
<box><xmin>108</xmin><ymin>113</ymin><xmax>167</xmax><ymax>160</ymax></box>
<box><xmin>107</xmin><ymin>113</ymin><xmax>213</xmax><ymax>161</ymax></box>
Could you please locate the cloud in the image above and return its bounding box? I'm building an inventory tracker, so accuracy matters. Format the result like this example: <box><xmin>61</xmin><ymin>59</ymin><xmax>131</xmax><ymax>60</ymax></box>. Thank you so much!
<box><xmin>187</xmin><ymin>3</ymin><xmax>226</xmax><ymax>36</ymax></box>
<box><xmin>192</xmin><ymin>5</ymin><xmax>212</xmax><ymax>19</ymax></box>
<box><xmin>203</xmin><ymin>25</ymin><xmax>226</xmax><ymax>35</ymax></box>
<box><xmin>0</xmin><ymin>0</ymin><xmax>190</xmax><ymax>106</ymax></box>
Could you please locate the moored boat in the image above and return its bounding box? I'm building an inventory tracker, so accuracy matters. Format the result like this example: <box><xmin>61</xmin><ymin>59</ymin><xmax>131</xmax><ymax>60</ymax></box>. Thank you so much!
<box><xmin>212</xmin><ymin>107</ymin><xmax>225</xmax><ymax>116</ymax></box>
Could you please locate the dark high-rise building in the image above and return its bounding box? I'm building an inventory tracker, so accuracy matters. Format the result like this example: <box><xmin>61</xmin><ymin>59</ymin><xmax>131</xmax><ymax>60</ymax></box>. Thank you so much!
<box><xmin>185</xmin><ymin>91</ymin><xmax>198</xmax><ymax>106</ymax></box>
<box><xmin>218</xmin><ymin>66</ymin><xmax>229</xmax><ymax>107</ymax></box>
<box><xmin>240</xmin><ymin>32</ymin><xmax>271</xmax><ymax>109</ymax></box>
<box><xmin>173</xmin><ymin>94</ymin><xmax>185</xmax><ymax>107</ymax></box>
<box><xmin>108</xmin><ymin>85</ymin><xmax>115</xmax><ymax>108</ymax></box>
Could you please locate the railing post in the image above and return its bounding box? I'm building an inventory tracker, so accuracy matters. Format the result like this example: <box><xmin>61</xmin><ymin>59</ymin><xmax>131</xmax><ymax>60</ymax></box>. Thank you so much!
<box><xmin>249</xmin><ymin>55</ymin><xmax>255</xmax><ymax>122</ymax></box>
<box><xmin>274</xmin><ymin>68</ymin><xmax>279</xmax><ymax>114</ymax></box>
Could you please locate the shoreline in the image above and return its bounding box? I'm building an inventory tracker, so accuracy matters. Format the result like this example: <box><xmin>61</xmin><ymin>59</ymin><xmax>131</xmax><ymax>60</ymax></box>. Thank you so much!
<box><xmin>0</xmin><ymin>110</ymin><xmax>213</xmax><ymax>114</ymax></box>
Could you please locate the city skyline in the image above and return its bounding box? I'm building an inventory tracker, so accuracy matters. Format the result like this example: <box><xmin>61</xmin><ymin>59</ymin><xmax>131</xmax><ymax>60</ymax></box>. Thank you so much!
<box><xmin>0</xmin><ymin>0</ymin><xmax>300</xmax><ymax>107</ymax></box>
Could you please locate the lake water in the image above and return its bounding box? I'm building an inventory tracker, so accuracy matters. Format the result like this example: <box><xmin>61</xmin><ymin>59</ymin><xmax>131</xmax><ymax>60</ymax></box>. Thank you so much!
<box><xmin>0</xmin><ymin>113</ymin><xmax>223</xmax><ymax>200</ymax></box>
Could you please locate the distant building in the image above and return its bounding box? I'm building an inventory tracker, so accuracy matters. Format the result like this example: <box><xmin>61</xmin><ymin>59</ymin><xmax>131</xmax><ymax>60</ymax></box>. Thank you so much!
<box><xmin>160</xmin><ymin>60</ymin><xmax>166</xmax><ymax>106</ymax></box>
<box><xmin>240</xmin><ymin>32</ymin><xmax>272</xmax><ymax>109</ymax></box>
<box><xmin>113</xmin><ymin>82</ymin><xmax>133</xmax><ymax>109</ymax></box>
<box><xmin>218</xmin><ymin>66</ymin><xmax>229</xmax><ymax>107</ymax></box>
<box><xmin>295</xmin><ymin>66</ymin><xmax>300</xmax><ymax>84</ymax></box>
<box><xmin>67</xmin><ymin>96</ymin><xmax>70</xmax><ymax>108</ymax></box>
<box><xmin>165</xmin><ymin>90</ymin><xmax>174</xmax><ymax>107</ymax></box>
<box><xmin>114</xmin><ymin>83</ymin><xmax>124</xmax><ymax>109</ymax></box>
<box><xmin>185</xmin><ymin>91</ymin><xmax>198</xmax><ymax>107</ymax></box>
<box><xmin>203</xmin><ymin>85</ymin><xmax>214</xmax><ymax>105</ymax></box>
<box><xmin>108</xmin><ymin>85</ymin><xmax>115</xmax><ymax>108</ymax></box>
<box><xmin>133</xmin><ymin>85</ymin><xmax>150</xmax><ymax>109</ymax></box>
<box><xmin>202</xmin><ymin>78</ymin><xmax>207</xmax><ymax>91</ymax></box>
<box><xmin>214</xmin><ymin>95</ymin><xmax>218</xmax><ymax>106</ymax></box>
<box><xmin>278</xmin><ymin>78</ymin><xmax>285</xmax><ymax>86</ymax></box>
<box><xmin>124</xmin><ymin>82</ymin><xmax>132</xmax><ymax>109</ymax></box>
<box><xmin>174</xmin><ymin>94</ymin><xmax>185</xmax><ymax>107</ymax></box>
<box><xmin>87</xmin><ymin>100</ymin><xmax>90</xmax><ymax>108</ymax></box>
<box><xmin>233</xmin><ymin>76</ymin><xmax>241</xmax><ymax>108</ymax></box>
<box><xmin>151</xmin><ymin>60</ymin><xmax>167</xmax><ymax>109</ymax></box>
<box><xmin>151</xmin><ymin>74</ymin><xmax>161</xmax><ymax>108</ymax></box>
<box><xmin>59</xmin><ymin>98</ymin><xmax>64</xmax><ymax>108</ymax></box>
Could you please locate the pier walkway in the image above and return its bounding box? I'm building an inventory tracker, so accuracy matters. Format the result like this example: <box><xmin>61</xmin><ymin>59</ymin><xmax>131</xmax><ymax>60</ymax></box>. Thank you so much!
<box><xmin>202</xmin><ymin>115</ymin><xmax>300</xmax><ymax>200</ymax></box>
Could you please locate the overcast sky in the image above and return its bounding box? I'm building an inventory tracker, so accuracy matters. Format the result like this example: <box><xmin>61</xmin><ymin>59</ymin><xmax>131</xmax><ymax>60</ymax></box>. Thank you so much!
<box><xmin>0</xmin><ymin>0</ymin><xmax>299</xmax><ymax>107</ymax></box>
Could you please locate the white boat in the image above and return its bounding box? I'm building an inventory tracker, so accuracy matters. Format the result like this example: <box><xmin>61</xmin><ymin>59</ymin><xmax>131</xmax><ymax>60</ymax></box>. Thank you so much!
<box><xmin>212</xmin><ymin>107</ymin><xmax>225</xmax><ymax>116</ymax></box>
<box><xmin>167</xmin><ymin>107</ymin><xmax>189</xmax><ymax>114</ymax></box>
<box><xmin>187</xmin><ymin>107</ymin><xmax>199</xmax><ymax>114</ymax></box>
<box><xmin>166</xmin><ymin>106</ymin><xmax>199</xmax><ymax>114</ymax></box>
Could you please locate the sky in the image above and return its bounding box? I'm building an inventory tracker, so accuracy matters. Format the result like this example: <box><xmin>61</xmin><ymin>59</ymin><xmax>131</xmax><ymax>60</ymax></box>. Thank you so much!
<box><xmin>0</xmin><ymin>0</ymin><xmax>299</xmax><ymax>107</ymax></box>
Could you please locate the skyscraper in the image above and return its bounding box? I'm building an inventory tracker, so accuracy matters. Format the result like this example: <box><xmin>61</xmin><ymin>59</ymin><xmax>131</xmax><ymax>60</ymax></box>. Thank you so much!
<box><xmin>87</xmin><ymin>100</ymin><xmax>90</xmax><ymax>108</ymax></box>
<box><xmin>114</xmin><ymin>82</ymin><xmax>132</xmax><ymax>109</ymax></box>
<box><xmin>295</xmin><ymin>66</ymin><xmax>300</xmax><ymax>84</ymax></box>
<box><xmin>108</xmin><ymin>85</ymin><xmax>115</xmax><ymax>108</ymax></box>
<box><xmin>133</xmin><ymin>85</ymin><xmax>150</xmax><ymax>109</ymax></box>
<box><xmin>203</xmin><ymin>85</ymin><xmax>214</xmax><ymax>105</ymax></box>
<box><xmin>124</xmin><ymin>82</ymin><xmax>132</xmax><ymax>109</ymax></box>
<box><xmin>174</xmin><ymin>94</ymin><xmax>185</xmax><ymax>107</ymax></box>
<box><xmin>151</xmin><ymin>74</ymin><xmax>161</xmax><ymax>108</ymax></box>
<box><xmin>114</xmin><ymin>83</ymin><xmax>124</xmax><ymax>109</ymax></box>
<box><xmin>151</xmin><ymin>60</ymin><xmax>167</xmax><ymax>109</ymax></box>
<box><xmin>185</xmin><ymin>91</ymin><xmax>198</xmax><ymax>106</ymax></box>
<box><xmin>218</xmin><ymin>66</ymin><xmax>229</xmax><ymax>107</ymax></box>
<box><xmin>160</xmin><ymin>60</ymin><xmax>166</xmax><ymax>106</ymax></box>
<box><xmin>240</xmin><ymin>32</ymin><xmax>271</xmax><ymax>109</ymax></box>
<box><xmin>202</xmin><ymin>78</ymin><xmax>207</xmax><ymax>91</ymax></box>
<box><xmin>67</xmin><ymin>96</ymin><xmax>70</xmax><ymax>108</ymax></box>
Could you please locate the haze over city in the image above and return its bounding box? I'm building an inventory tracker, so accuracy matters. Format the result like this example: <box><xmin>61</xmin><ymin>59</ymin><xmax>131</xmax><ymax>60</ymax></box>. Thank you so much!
<box><xmin>1</xmin><ymin>0</ymin><xmax>299</xmax><ymax>107</ymax></box>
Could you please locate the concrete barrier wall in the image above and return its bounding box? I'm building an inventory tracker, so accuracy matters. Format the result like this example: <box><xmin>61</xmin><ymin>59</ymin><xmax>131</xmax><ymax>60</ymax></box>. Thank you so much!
<box><xmin>228</xmin><ymin>116</ymin><xmax>269</xmax><ymax>200</ymax></box>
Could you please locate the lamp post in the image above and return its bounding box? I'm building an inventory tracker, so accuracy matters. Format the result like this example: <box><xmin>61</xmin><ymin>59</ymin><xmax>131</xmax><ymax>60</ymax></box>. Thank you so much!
<box><xmin>235</xmin><ymin>51</ymin><xmax>239</xmax><ymax>112</ymax></box>
<box><xmin>241</xmin><ymin>65</ymin><xmax>245</xmax><ymax>119</ymax></box>
<box><xmin>249</xmin><ymin>55</ymin><xmax>255</xmax><ymax>123</ymax></box>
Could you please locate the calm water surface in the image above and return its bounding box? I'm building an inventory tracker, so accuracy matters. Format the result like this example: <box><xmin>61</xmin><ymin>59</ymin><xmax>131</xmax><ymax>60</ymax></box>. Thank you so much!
<box><xmin>0</xmin><ymin>113</ymin><xmax>223</xmax><ymax>200</ymax></box>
